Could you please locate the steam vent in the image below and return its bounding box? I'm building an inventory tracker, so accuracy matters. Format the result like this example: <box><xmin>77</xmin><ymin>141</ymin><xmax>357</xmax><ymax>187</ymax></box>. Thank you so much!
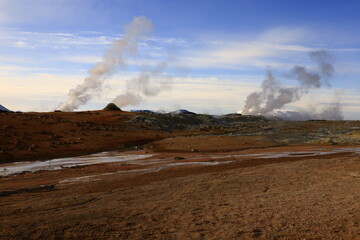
<box><xmin>103</xmin><ymin>103</ymin><xmax>122</xmax><ymax>111</ymax></box>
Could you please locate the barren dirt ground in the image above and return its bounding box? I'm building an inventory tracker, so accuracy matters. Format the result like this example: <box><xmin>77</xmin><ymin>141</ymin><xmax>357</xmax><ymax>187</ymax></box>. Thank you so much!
<box><xmin>1</xmin><ymin>111</ymin><xmax>360</xmax><ymax>239</ymax></box>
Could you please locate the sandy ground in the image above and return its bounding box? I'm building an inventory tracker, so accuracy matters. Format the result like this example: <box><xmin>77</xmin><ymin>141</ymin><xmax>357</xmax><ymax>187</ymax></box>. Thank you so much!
<box><xmin>2</xmin><ymin>111</ymin><xmax>360</xmax><ymax>239</ymax></box>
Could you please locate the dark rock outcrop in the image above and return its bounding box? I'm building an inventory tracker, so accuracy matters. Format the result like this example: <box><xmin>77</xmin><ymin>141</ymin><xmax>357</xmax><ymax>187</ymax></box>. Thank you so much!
<box><xmin>103</xmin><ymin>103</ymin><xmax>122</xmax><ymax>111</ymax></box>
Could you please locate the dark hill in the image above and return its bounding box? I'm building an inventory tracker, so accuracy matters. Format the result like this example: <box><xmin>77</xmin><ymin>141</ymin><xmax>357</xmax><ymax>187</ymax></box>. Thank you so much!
<box><xmin>103</xmin><ymin>103</ymin><xmax>122</xmax><ymax>111</ymax></box>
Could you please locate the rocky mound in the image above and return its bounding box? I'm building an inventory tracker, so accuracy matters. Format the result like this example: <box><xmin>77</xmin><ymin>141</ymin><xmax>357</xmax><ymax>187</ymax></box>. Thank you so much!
<box><xmin>103</xmin><ymin>103</ymin><xmax>122</xmax><ymax>111</ymax></box>
<box><xmin>126</xmin><ymin>111</ymin><xmax>269</xmax><ymax>132</ymax></box>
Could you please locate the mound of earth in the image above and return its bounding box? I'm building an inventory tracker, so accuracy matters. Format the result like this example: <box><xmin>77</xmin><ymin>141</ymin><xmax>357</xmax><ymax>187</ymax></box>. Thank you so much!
<box><xmin>103</xmin><ymin>103</ymin><xmax>121</xmax><ymax>111</ymax></box>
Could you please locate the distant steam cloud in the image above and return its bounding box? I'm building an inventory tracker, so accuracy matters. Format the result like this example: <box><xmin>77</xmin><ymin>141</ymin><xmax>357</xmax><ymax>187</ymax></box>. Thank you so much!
<box><xmin>112</xmin><ymin>62</ymin><xmax>172</xmax><ymax>108</ymax></box>
<box><xmin>242</xmin><ymin>50</ymin><xmax>343</xmax><ymax>120</ymax></box>
<box><xmin>59</xmin><ymin>16</ymin><xmax>158</xmax><ymax>111</ymax></box>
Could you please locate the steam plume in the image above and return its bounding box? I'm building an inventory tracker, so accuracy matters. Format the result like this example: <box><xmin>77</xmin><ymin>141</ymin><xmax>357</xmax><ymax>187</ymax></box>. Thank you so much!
<box><xmin>242</xmin><ymin>50</ymin><xmax>342</xmax><ymax>120</ymax></box>
<box><xmin>58</xmin><ymin>16</ymin><xmax>153</xmax><ymax>111</ymax></box>
<box><xmin>112</xmin><ymin>62</ymin><xmax>172</xmax><ymax>108</ymax></box>
<box><xmin>317</xmin><ymin>101</ymin><xmax>343</xmax><ymax>120</ymax></box>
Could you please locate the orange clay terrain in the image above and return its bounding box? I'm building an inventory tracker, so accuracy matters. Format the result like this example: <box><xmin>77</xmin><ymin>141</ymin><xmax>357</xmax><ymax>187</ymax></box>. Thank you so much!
<box><xmin>1</xmin><ymin>110</ymin><xmax>360</xmax><ymax>239</ymax></box>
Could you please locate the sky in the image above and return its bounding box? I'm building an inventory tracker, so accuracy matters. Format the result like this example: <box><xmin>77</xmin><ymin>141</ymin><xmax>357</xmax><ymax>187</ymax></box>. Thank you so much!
<box><xmin>0</xmin><ymin>0</ymin><xmax>360</xmax><ymax>119</ymax></box>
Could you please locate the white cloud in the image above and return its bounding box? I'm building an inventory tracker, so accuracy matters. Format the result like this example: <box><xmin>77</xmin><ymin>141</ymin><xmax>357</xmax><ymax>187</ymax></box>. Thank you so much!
<box><xmin>258</xmin><ymin>27</ymin><xmax>308</xmax><ymax>44</ymax></box>
<box><xmin>58</xmin><ymin>55</ymin><xmax>102</xmax><ymax>64</ymax></box>
<box><xmin>270</xmin><ymin>44</ymin><xmax>313</xmax><ymax>52</ymax></box>
<box><xmin>177</xmin><ymin>28</ymin><xmax>360</xmax><ymax>71</ymax></box>
<box><xmin>0</xmin><ymin>30</ymin><xmax>113</xmax><ymax>49</ymax></box>
<box><xmin>57</xmin><ymin>54</ymin><xmax>163</xmax><ymax>67</ymax></box>
<box><xmin>5</xmin><ymin>27</ymin><xmax>357</xmax><ymax>73</ymax></box>
<box><xmin>13</xmin><ymin>41</ymin><xmax>27</xmax><ymax>48</ymax></box>
<box><xmin>176</xmin><ymin>28</ymin><xmax>311</xmax><ymax>70</ymax></box>
<box><xmin>0</xmin><ymin>28</ymin><xmax>190</xmax><ymax>52</ymax></box>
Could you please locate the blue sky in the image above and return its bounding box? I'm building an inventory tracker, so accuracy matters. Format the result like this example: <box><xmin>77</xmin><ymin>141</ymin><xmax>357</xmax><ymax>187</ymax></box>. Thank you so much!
<box><xmin>0</xmin><ymin>0</ymin><xmax>360</xmax><ymax>119</ymax></box>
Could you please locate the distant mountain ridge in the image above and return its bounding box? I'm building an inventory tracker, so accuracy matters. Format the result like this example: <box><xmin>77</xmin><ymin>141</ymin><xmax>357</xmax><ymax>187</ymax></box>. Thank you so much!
<box><xmin>0</xmin><ymin>104</ymin><xmax>10</xmax><ymax>112</ymax></box>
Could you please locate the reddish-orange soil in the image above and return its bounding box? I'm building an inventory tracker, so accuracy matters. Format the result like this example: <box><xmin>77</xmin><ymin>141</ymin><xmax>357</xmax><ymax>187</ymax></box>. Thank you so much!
<box><xmin>1</xmin><ymin>111</ymin><xmax>360</xmax><ymax>239</ymax></box>
<box><xmin>0</xmin><ymin>111</ymin><xmax>217</xmax><ymax>163</ymax></box>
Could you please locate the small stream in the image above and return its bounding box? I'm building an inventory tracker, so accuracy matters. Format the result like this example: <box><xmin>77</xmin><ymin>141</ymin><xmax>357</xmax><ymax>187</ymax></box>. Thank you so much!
<box><xmin>1</xmin><ymin>147</ymin><xmax>360</xmax><ymax>178</ymax></box>
<box><xmin>0</xmin><ymin>152</ymin><xmax>154</xmax><ymax>176</ymax></box>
